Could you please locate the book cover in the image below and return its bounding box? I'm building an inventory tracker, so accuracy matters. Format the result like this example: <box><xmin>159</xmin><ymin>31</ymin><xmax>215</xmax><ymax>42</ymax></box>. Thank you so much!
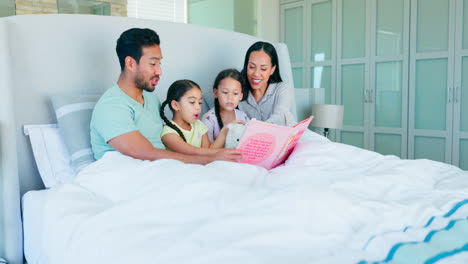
<box><xmin>236</xmin><ymin>116</ymin><xmax>313</xmax><ymax>169</ymax></box>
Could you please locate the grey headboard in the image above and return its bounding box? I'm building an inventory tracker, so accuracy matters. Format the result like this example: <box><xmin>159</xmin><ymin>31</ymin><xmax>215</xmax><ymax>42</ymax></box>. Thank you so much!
<box><xmin>0</xmin><ymin>14</ymin><xmax>295</xmax><ymax>264</ymax></box>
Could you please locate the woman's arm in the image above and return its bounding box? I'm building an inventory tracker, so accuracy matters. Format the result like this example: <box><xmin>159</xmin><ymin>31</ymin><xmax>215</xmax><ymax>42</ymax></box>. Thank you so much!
<box><xmin>265</xmin><ymin>82</ymin><xmax>296</xmax><ymax>126</ymax></box>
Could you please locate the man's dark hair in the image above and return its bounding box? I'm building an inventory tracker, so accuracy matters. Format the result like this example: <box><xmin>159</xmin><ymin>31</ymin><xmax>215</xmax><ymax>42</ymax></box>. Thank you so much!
<box><xmin>116</xmin><ymin>28</ymin><xmax>160</xmax><ymax>71</ymax></box>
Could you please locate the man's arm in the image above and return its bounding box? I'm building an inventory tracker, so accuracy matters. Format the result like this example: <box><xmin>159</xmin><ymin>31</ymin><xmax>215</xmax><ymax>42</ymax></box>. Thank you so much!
<box><xmin>108</xmin><ymin>130</ymin><xmax>242</xmax><ymax>164</ymax></box>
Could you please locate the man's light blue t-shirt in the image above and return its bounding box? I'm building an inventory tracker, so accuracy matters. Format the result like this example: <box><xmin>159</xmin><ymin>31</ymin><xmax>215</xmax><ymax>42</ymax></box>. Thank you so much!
<box><xmin>90</xmin><ymin>84</ymin><xmax>165</xmax><ymax>160</ymax></box>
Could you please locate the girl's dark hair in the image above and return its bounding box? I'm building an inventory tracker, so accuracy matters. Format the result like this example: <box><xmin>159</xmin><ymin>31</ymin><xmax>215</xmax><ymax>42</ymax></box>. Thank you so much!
<box><xmin>160</xmin><ymin>79</ymin><xmax>201</xmax><ymax>142</ymax></box>
<box><xmin>213</xmin><ymin>69</ymin><xmax>245</xmax><ymax>130</ymax></box>
<box><xmin>241</xmin><ymin>41</ymin><xmax>283</xmax><ymax>100</ymax></box>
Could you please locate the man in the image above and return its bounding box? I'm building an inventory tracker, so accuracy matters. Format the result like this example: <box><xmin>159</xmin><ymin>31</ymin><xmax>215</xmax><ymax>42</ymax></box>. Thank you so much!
<box><xmin>90</xmin><ymin>28</ymin><xmax>241</xmax><ymax>164</ymax></box>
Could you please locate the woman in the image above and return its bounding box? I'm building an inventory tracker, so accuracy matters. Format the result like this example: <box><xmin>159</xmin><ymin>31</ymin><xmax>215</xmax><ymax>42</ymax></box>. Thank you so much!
<box><xmin>238</xmin><ymin>41</ymin><xmax>295</xmax><ymax>126</ymax></box>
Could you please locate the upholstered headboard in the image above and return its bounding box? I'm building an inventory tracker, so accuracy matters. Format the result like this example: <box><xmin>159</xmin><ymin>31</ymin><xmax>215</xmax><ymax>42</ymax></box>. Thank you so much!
<box><xmin>0</xmin><ymin>14</ymin><xmax>295</xmax><ymax>263</ymax></box>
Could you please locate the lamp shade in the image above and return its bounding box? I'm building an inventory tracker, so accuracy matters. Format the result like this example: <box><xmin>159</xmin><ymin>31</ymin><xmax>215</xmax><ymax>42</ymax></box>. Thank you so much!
<box><xmin>310</xmin><ymin>104</ymin><xmax>344</xmax><ymax>129</ymax></box>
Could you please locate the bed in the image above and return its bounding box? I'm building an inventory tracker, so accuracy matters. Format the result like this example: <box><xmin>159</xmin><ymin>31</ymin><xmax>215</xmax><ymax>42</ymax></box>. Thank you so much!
<box><xmin>1</xmin><ymin>14</ymin><xmax>467</xmax><ymax>264</ymax></box>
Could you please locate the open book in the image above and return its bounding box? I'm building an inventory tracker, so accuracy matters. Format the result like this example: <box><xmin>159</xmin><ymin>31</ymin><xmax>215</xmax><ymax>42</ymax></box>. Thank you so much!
<box><xmin>237</xmin><ymin>116</ymin><xmax>313</xmax><ymax>169</ymax></box>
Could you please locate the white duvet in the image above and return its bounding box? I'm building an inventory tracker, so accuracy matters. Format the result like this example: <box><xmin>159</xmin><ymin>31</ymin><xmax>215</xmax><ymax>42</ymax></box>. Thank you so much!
<box><xmin>38</xmin><ymin>132</ymin><xmax>468</xmax><ymax>264</ymax></box>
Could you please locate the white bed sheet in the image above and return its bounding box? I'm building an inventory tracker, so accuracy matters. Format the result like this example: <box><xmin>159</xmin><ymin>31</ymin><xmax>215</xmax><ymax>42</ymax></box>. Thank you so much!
<box><xmin>22</xmin><ymin>131</ymin><xmax>468</xmax><ymax>264</ymax></box>
<box><xmin>22</xmin><ymin>190</ymin><xmax>51</xmax><ymax>264</ymax></box>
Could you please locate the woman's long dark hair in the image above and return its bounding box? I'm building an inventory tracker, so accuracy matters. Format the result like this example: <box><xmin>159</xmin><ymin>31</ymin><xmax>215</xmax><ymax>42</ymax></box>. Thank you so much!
<box><xmin>160</xmin><ymin>79</ymin><xmax>201</xmax><ymax>142</ymax></box>
<box><xmin>213</xmin><ymin>69</ymin><xmax>245</xmax><ymax>130</ymax></box>
<box><xmin>241</xmin><ymin>41</ymin><xmax>283</xmax><ymax>100</ymax></box>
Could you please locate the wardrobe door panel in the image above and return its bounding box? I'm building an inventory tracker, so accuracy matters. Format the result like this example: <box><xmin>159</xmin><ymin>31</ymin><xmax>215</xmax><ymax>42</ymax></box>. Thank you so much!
<box><xmin>416</xmin><ymin>0</ymin><xmax>450</xmax><ymax>53</ymax></box>
<box><xmin>311</xmin><ymin>1</ymin><xmax>332</xmax><ymax>61</ymax></box>
<box><xmin>463</xmin><ymin>0</ymin><xmax>468</xmax><ymax>49</ymax></box>
<box><xmin>461</xmin><ymin>57</ymin><xmax>468</xmax><ymax>132</ymax></box>
<box><xmin>375</xmin><ymin>133</ymin><xmax>402</xmax><ymax>157</ymax></box>
<box><xmin>376</xmin><ymin>0</ymin><xmax>405</xmax><ymax>56</ymax></box>
<box><xmin>283</xmin><ymin>4</ymin><xmax>304</xmax><ymax>88</ymax></box>
<box><xmin>460</xmin><ymin>139</ymin><xmax>468</xmax><ymax>170</ymax></box>
<box><xmin>341</xmin><ymin>0</ymin><xmax>366</xmax><ymax>59</ymax></box>
<box><xmin>285</xmin><ymin>6</ymin><xmax>303</xmax><ymax>63</ymax></box>
<box><xmin>292</xmin><ymin>68</ymin><xmax>303</xmax><ymax>88</ymax></box>
<box><xmin>311</xmin><ymin>66</ymin><xmax>332</xmax><ymax>103</ymax></box>
<box><xmin>375</xmin><ymin>61</ymin><xmax>402</xmax><ymax>128</ymax></box>
<box><xmin>414</xmin><ymin>58</ymin><xmax>448</xmax><ymax>131</ymax></box>
<box><xmin>409</xmin><ymin>0</ymin><xmax>453</xmax><ymax>163</ymax></box>
<box><xmin>342</xmin><ymin>64</ymin><xmax>365</xmax><ymax>127</ymax></box>
<box><xmin>414</xmin><ymin>136</ymin><xmax>446</xmax><ymax>162</ymax></box>
<box><xmin>341</xmin><ymin>131</ymin><xmax>365</xmax><ymax>149</ymax></box>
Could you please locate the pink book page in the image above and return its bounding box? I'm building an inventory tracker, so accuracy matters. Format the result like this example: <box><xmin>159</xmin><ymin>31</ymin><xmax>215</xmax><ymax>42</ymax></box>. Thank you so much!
<box><xmin>271</xmin><ymin>116</ymin><xmax>313</xmax><ymax>168</ymax></box>
<box><xmin>237</xmin><ymin>117</ymin><xmax>313</xmax><ymax>170</ymax></box>
<box><xmin>237</xmin><ymin>120</ymin><xmax>293</xmax><ymax>169</ymax></box>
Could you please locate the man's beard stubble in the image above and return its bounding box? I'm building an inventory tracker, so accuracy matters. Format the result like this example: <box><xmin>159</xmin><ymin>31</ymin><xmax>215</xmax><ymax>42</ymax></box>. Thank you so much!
<box><xmin>135</xmin><ymin>74</ymin><xmax>157</xmax><ymax>92</ymax></box>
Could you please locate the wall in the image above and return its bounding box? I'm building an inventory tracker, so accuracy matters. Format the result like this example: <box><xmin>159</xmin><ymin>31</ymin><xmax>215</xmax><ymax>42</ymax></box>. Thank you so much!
<box><xmin>234</xmin><ymin>0</ymin><xmax>257</xmax><ymax>36</ymax></box>
<box><xmin>188</xmin><ymin>0</ymin><xmax>235</xmax><ymax>31</ymax></box>
<box><xmin>187</xmin><ymin>0</ymin><xmax>280</xmax><ymax>42</ymax></box>
<box><xmin>257</xmin><ymin>0</ymin><xmax>280</xmax><ymax>42</ymax></box>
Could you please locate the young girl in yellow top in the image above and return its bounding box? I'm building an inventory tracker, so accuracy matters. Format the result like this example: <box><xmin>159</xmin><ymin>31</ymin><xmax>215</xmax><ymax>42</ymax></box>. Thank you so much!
<box><xmin>160</xmin><ymin>79</ymin><xmax>227</xmax><ymax>154</ymax></box>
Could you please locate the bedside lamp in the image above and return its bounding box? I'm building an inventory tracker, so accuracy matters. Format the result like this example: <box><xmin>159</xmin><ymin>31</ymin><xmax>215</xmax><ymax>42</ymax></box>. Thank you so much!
<box><xmin>310</xmin><ymin>104</ymin><xmax>344</xmax><ymax>138</ymax></box>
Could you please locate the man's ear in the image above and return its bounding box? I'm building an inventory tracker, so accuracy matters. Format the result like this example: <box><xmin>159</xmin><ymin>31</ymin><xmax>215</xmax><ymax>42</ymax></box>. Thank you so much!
<box><xmin>125</xmin><ymin>56</ymin><xmax>137</xmax><ymax>72</ymax></box>
<box><xmin>170</xmin><ymin>100</ymin><xmax>179</xmax><ymax>111</ymax></box>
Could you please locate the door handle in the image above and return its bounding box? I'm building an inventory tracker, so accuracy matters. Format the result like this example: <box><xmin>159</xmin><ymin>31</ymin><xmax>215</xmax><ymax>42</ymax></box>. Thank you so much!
<box><xmin>364</xmin><ymin>89</ymin><xmax>368</xmax><ymax>103</ymax></box>
<box><xmin>455</xmin><ymin>86</ymin><xmax>459</xmax><ymax>103</ymax></box>
<box><xmin>448</xmin><ymin>87</ymin><xmax>452</xmax><ymax>103</ymax></box>
<box><xmin>370</xmin><ymin>89</ymin><xmax>374</xmax><ymax>103</ymax></box>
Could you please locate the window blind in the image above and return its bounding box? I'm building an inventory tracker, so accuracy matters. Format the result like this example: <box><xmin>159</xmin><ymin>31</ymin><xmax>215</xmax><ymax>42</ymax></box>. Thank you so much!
<box><xmin>127</xmin><ymin>0</ymin><xmax>186</xmax><ymax>23</ymax></box>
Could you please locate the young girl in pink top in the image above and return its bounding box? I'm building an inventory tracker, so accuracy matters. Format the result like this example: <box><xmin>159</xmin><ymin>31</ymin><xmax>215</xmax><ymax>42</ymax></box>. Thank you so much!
<box><xmin>201</xmin><ymin>69</ymin><xmax>249</xmax><ymax>143</ymax></box>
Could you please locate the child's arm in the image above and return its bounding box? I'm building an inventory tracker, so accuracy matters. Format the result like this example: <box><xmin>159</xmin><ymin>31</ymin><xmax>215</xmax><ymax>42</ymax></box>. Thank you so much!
<box><xmin>201</xmin><ymin>129</ymin><xmax>227</xmax><ymax>149</ymax></box>
<box><xmin>162</xmin><ymin>133</ymin><xmax>221</xmax><ymax>155</ymax></box>
<box><xmin>209</xmin><ymin>126</ymin><xmax>228</xmax><ymax>149</ymax></box>
<box><xmin>209</xmin><ymin>120</ymin><xmax>246</xmax><ymax>149</ymax></box>
<box><xmin>201</xmin><ymin>133</ymin><xmax>211</xmax><ymax>148</ymax></box>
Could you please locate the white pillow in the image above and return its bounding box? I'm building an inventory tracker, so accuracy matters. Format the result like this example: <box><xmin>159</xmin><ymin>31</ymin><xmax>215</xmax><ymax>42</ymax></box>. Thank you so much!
<box><xmin>24</xmin><ymin>124</ymin><xmax>76</xmax><ymax>188</ymax></box>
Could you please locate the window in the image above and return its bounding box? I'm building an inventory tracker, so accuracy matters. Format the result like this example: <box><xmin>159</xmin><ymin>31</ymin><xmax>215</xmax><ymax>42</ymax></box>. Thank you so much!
<box><xmin>0</xmin><ymin>0</ymin><xmax>15</xmax><ymax>17</ymax></box>
<box><xmin>57</xmin><ymin>0</ymin><xmax>111</xmax><ymax>15</ymax></box>
<box><xmin>127</xmin><ymin>0</ymin><xmax>186</xmax><ymax>22</ymax></box>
